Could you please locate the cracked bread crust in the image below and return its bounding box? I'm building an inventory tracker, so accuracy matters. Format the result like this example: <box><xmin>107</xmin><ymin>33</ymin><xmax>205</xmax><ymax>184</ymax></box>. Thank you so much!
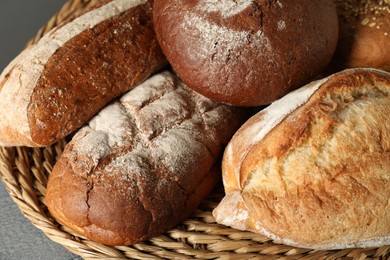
<box><xmin>0</xmin><ymin>0</ymin><xmax>167</xmax><ymax>147</ymax></box>
<box><xmin>153</xmin><ymin>0</ymin><xmax>338</xmax><ymax>106</ymax></box>
<box><xmin>213</xmin><ymin>68</ymin><xmax>390</xmax><ymax>249</ymax></box>
<box><xmin>46</xmin><ymin>71</ymin><xmax>247</xmax><ymax>246</ymax></box>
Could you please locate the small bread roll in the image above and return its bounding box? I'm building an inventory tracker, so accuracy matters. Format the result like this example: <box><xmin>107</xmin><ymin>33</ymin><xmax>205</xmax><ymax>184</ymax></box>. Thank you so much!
<box><xmin>333</xmin><ymin>0</ymin><xmax>390</xmax><ymax>71</ymax></box>
<box><xmin>214</xmin><ymin>68</ymin><xmax>390</xmax><ymax>250</ymax></box>
<box><xmin>154</xmin><ymin>0</ymin><xmax>338</xmax><ymax>106</ymax></box>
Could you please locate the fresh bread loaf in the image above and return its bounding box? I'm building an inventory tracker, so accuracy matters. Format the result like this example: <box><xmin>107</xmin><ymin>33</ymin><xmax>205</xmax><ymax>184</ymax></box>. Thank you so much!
<box><xmin>46</xmin><ymin>71</ymin><xmax>247</xmax><ymax>246</ymax></box>
<box><xmin>0</xmin><ymin>0</ymin><xmax>167</xmax><ymax>147</ymax></box>
<box><xmin>213</xmin><ymin>68</ymin><xmax>390</xmax><ymax>250</ymax></box>
<box><xmin>153</xmin><ymin>0</ymin><xmax>339</xmax><ymax>106</ymax></box>
<box><xmin>333</xmin><ymin>0</ymin><xmax>390</xmax><ymax>71</ymax></box>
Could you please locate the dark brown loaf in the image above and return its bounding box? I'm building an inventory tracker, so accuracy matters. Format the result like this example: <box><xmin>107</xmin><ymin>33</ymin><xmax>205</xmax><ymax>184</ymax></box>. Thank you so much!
<box><xmin>46</xmin><ymin>71</ymin><xmax>248</xmax><ymax>246</ymax></box>
<box><xmin>0</xmin><ymin>0</ymin><xmax>167</xmax><ymax>147</ymax></box>
<box><xmin>333</xmin><ymin>0</ymin><xmax>390</xmax><ymax>71</ymax></box>
<box><xmin>214</xmin><ymin>68</ymin><xmax>390</xmax><ymax>250</ymax></box>
<box><xmin>153</xmin><ymin>0</ymin><xmax>339</xmax><ymax>106</ymax></box>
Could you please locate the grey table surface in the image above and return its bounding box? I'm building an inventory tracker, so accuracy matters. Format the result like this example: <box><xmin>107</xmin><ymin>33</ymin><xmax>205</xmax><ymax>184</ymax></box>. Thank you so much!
<box><xmin>0</xmin><ymin>1</ymin><xmax>81</xmax><ymax>259</ymax></box>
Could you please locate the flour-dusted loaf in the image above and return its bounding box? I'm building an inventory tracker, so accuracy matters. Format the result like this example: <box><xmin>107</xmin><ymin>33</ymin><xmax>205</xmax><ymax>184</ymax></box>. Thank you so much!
<box><xmin>154</xmin><ymin>0</ymin><xmax>338</xmax><ymax>106</ymax></box>
<box><xmin>333</xmin><ymin>0</ymin><xmax>390</xmax><ymax>71</ymax></box>
<box><xmin>0</xmin><ymin>0</ymin><xmax>167</xmax><ymax>147</ymax></box>
<box><xmin>213</xmin><ymin>68</ymin><xmax>390</xmax><ymax>250</ymax></box>
<box><xmin>46</xmin><ymin>71</ymin><xmax>247</xmax><ymax>246</ymax></box>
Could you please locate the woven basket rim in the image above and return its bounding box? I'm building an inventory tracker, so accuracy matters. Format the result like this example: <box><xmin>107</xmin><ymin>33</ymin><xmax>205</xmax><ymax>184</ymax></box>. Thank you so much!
<box><xmin>1</xmin><ymin>0</ymin><xmax>390</xmax><ymax>259</ymax></box>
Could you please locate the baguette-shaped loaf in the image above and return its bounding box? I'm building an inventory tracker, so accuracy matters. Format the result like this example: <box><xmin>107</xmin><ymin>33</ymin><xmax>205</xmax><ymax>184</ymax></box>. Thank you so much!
<box><xmin>0</xmin><ymin>0</ymin><xmax>166</xmax><ymax>147</ymax></box>
<box><xmin>214</xmin><ymin>68</ymin><xmax>390</xmax><ymax>250</ymax></box>
<box><xmin>46</xmin><ymin>71</ymin><xmax>247</xmax><ymax>246</ymax></box>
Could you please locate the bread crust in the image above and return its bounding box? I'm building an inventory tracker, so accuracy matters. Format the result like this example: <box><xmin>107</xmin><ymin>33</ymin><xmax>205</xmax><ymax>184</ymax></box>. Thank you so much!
<box><xmin>333</xmin><ymin>0</ymin><xmax>390</xmax><ymax>71</ymax></box>
<box><xmin>153</xmin><ymin>0</ymin><xmax>338</xmax><ymax>106</ymax></box>
<box><xmin>0</xmin><ymin>0</ymin><xmax>167</xmax><ymax>147</ymax></box>
<box><xmin>46</xmin><ymin>71</ymin><xmax>247</xmax><ymax>246</ymax></box>
<box><xmin>214</xmin><ymin>68</ymin><xmax>390</xmax><ymax>249</ymax></box>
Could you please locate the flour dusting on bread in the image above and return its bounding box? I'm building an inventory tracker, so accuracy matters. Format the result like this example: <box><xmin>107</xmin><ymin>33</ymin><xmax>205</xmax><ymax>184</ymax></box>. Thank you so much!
<box><xmin>223</xmin><ymin>76</ymin><xmax>329</xmax><ymax>189</ymax></box>
<box><xmin>196</xmin><ymin>0</ymin><xmax>253</xmax><ymax>18</ymax></box>
<box><xmin>215</xmin><ymin>68</ymin><xmax>390</xmax><ymax>250</ymax></box>
<box><xmin>46</xmin><ymin>70</ymin><xmax>247</xmax><ymax>245</ymax></box>
<box><xmin>0</xmin><ymin>0</ymin><xmax>148</xmax><ymax>146</ymax></box>
<box><xmin>66</xmin><ymin>71</ymin><xmax>238</xmax><ymax>181</ymax></box>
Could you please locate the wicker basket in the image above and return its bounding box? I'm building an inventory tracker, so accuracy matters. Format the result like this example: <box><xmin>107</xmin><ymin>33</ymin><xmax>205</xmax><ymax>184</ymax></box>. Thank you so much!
<box><xmin>1</xmin><ymin>0</ymin><xmax>390</xmax><ymax>259</ymax></box>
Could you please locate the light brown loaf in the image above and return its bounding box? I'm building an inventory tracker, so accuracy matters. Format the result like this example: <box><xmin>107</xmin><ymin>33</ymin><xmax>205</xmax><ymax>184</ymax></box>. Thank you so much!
<box><xmin>0</xmin><ymin>0</ymin><xmax>167</xmax><ymax>147</ymax></box>
<box><xmin>46</xmin><ymin>71</ymin><xmax>248</xmax><ymax>246</ymax></box>
<box><xmin>213</xmin><ymin>68</ymin><xmax>390</xmax><ymax>250</ymax></box>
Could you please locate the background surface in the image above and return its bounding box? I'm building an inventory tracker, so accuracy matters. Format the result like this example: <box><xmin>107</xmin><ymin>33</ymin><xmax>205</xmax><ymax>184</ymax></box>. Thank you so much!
<box><xmin>0</xmin><ymin>0</ymin><xmax>66</xmax><ymax>70</ymax></box>
<box><xmin>0</xmin><ymin>1</ymin><xmax>81</xmax><ymax>259</ymax></box>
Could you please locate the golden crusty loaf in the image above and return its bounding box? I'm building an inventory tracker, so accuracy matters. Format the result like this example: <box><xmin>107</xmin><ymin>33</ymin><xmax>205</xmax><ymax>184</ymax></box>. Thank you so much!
<box><xmin>0</xmin><ymin>0</ymin><xmax>166</xmax><ymax>147</ymax></box>
<box><xmin>333</xmin><ymin>0</ymin><xmax>390</xmax><ymax>71</ymax></box>
<box><xmin>153</xmin><ymin>0</ymin><xmax>338</xmax><ymax>106</ymax></box>
<box><xmin>213</xmin><ymin>68</ymin><xmax>390</xmax><ymax>250</ymax></box>
<box><xmin>46</xmin><ymin>71</ymin><xmax>247</xmax><ymax>246</ymax></box>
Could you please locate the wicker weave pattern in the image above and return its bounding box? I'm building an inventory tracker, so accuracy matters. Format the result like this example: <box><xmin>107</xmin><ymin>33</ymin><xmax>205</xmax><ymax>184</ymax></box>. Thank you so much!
<box><xmin>1</xmin><ymin>0</ymin><xmax>390</xmax><ymax>259</ymax></box>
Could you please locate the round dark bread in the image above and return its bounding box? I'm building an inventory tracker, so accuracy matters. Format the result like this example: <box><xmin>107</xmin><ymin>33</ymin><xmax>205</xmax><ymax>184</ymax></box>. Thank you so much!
<box><xmin>153</xmin><ymin>0</ymin><xmax>339</xmax><ymax>106</ymax></box>
<box><xmin>333</xmin><ymin>0</ymin><xmax>390</xmax><ymax>71</ymax></box>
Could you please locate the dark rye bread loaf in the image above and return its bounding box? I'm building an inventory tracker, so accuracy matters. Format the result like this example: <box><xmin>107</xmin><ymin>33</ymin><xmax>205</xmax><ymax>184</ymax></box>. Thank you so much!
<box><xmin>46</xmin><ymin>71</ymin><xmax>248</xmax><ymax>246</ymax></box>
<box><xmin>153</xmin><ymin>0</ymin><xmax>339</xmax><ymax>106</ymax></box>
<box><xmin>0</xmin><ymin>0</ymin><xmax>167</xmax><ymax>147</ymax></box>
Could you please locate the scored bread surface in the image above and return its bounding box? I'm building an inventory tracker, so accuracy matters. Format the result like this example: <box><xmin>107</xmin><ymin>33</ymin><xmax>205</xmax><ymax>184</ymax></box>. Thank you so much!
<box><xmin>46</xmin><ymin>71</ymin><xmax>246</xmax><ymax>246</ymax></box>
<box><xmin>214</xmin><ymin>68</ymin><xmax>390</xmax><ymax>250</ymax></box>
